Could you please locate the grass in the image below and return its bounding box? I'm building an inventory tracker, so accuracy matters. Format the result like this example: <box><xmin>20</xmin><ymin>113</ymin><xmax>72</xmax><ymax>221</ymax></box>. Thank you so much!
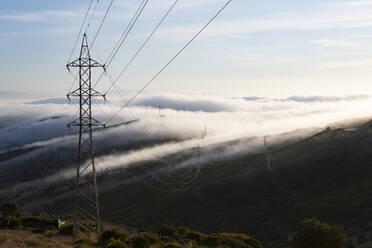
<box><xmin>72</xmin><ymin>238</ymin><xmax>93</xmax><ymax>248</ymax></box>
<box><xmin>0</xmin><ymin>234</ymin><xmax>6</xmax><ymax>244</ymax></box>
<box><xmin>25</xmin><ymin>240</ymin><xmax>43</xmax><ymax>247</ymax></box>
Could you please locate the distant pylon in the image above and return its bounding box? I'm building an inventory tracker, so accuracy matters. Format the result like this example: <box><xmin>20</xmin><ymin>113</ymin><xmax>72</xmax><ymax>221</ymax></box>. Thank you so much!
<box><xmin>67</xmin><ymin>33</ymin><xmax>105</xmax><ymax>243</ymax></box>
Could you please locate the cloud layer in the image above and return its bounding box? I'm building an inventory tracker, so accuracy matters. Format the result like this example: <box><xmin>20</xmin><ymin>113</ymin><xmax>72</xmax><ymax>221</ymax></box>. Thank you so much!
<box><xmin>0</xmin><ymin>92</ymin><xmax>371</xmax><ymax>197</ymax></box>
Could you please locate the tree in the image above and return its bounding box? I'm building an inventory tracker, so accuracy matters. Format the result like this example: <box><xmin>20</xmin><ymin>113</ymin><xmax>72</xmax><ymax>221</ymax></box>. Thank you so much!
<box><xmin>101</xmin><ymin>229</ymin><xmax>129</xmax><ymax>245</ymax></box>
<box><xmin>1</xmin><ymin>202</ymin><xmax>20</xmax><ymax>240</ymax></box>
<box><xmin>131</xmin><ymin>235</ymin><xmax>150</xmax><ymax>248</ymax></box>
<box><xmin>1</xmin><ymin>202</ymin><xmax>18</xmax><ymax>218</ymax></box>
<box><xmin>288</xmin><ymin>218</ymin><xmax>347</xmax><ymax>248</ymax></box>
<box><xmin>159</xmin><ymin>225</ymin><xmax>176</xmax><ymax>237</ymax></box>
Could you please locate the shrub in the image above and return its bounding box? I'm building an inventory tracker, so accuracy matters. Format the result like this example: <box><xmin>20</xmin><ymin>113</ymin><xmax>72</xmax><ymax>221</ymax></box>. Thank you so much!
<box><xmin>0</xmin><ymin>235</ymin><xmax>6</xmax><ymax>245</ymax></box>
<box><xmin>58</xmin><ymin>224</ymin><xmax>74</xmax><ymax>235</ymax></box>
<box><xmin>159</xmin><ymin>225</ymin><xmax>176</xmax><ymax>237</ymax></box>
<box><xmin>72</xmin><ymin>238</ymin><xmax>92</xmax><ymax>248</ymax></box>
<box><xmin>161</xmin><ymin>242</ymin><xmax>183</xmax><ymax>248</ymax></box>
<box><xmin>1</xmin><ymin>217</ymin><xmax>22</xmax><ymax>229</ymax></box>
<box><xmin>21</xmin><ymin>216</ymin><xmax>49</xmax><ymax>229</ymax></box>
<box><xmin>175</xmin><ymin>227</ymin><xmax>189</xmax><ymax>236</ymax></box>
<box><xmin>203</xmin><ymin>234</ymin><xmax>219</xmax><ymax>247</ymax></box>
<box><xmin>131</xmin><ymin>235</ymin><xmax>151</xmax><ymax>248</ymax></box>
<box><xmin>219</xmin><ymin>237</ymin><xmax>247</xmax><ymax>248</ymax></box>
<box><xmin>101</xmin><ymin>229</ymin><xmax>129</xmax><ymax>245</ymax></box>
<box><xmin>288</xmin><ymin>218</ymin><xmax>347</xmax><ymax>248</ymax></box>
<box><xmin>80</xmin><ymin>222</ymin><xmax>96</xmax><ymax>233</ymax></box>
<box><xmin>25</xmin><ymin>240</ymin><xmax>42</xmax><ymax>247</ymax></box>
<box><xmin>139</xmin><ymin>232</ymin><xmax>161</xmax><ymax>244</ymax></box>
<box><xmin>1</xmin><ymin>202</ymin><xmax>19</xmax><ymax>218</ymax></box>
<box><xmin>160</xmin><ymin>235</ymin><xmax>175</xmax><ymax>243</ymax></box>
<box><xmin>220</xmin><ymin>233</ymin><xmax>262</xmax><ymax>248</ymax></box>
<box><xmin>186</xmin><ymin>231</ymin><xmax>205</xmax><ymax>242</ymax></box>
<box><xmin>105</xmin><ymin>238</ymin><xmax>129</xmax><ymax>248</ymax></box>
<box><xmin>32</xmin><ymin>228</ymin><xmax>46</xmax><ymax>234</ymax></box>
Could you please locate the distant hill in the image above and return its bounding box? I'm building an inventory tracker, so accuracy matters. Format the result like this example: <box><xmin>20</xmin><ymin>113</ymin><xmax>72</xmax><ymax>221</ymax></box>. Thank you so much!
<box><xmin>3</xmin><ymin>118</ymin><xmax>372</xmax><ymax>247</ymax></box>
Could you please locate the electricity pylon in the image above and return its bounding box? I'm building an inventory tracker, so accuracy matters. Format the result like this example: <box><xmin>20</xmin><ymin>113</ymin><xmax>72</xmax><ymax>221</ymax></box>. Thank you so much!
<box><xmin>67</xmin><ymin>33</ymin><xmax>105</xmax><ymax>243</ymax></box>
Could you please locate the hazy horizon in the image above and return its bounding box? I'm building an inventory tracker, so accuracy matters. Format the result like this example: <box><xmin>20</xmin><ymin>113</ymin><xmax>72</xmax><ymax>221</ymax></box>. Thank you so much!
<box><xmin>2</xmin><ymin>0</ymin><xmax>372</xmax><ymax>97</ymax></box>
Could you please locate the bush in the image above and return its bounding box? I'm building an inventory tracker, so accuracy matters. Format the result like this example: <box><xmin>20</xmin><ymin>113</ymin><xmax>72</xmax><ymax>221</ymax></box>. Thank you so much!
<box><xmin>159</xmin><ymin>225</ymin><xmax>176</xmax><ymax>237</ymax></box>
<box><xmin>80</xmin><ymin>222</ymin><xmax>96</xmax><ymax>233</ymax></box>
<box><xmin>0</xmin><ymin>235</ymin><xmax>6</xmax><ymax>245</ymax></box>
<box><xmin>219</xmin><ymin>237</ymin><xmax>247</xmax><ymax>248</ymax></box>
<box><xmin>32</xmin><ymin>228</ymin><xmax>46</xmax><ymax>234</ymax></box>
<box><xmin>72</xmin><ymin>238</ymin><xmax>92</xmax><ymax>248</ymax></box>
<box><xmin>160</xmin><ymin>235</ymin><xmax>175</xmax><ymax>243</ymax></box>
<box><xmin>288</xmin><ymin>218</ymin><xmax>347</xmax><ymax>248</ymax></box>
<box><xmin>220</xmin><ymin>233</ymin><xmax>262</xmax><ymax>248</ymax></box>
<box><xmin>1</xmin><ymin>202</ymin><xmax>19</xmax><ymax>218</ymax></box>
<box><xmin>139</xmin><ymin>232</ymin><xmax>161</xmax><ymax>245</ymax></box>
<box><xmin>131</xmin><ymin>235</ymin><xmax>151</xmax><ymax>248</ymax></box>
<box><xmin>1</xmin><ymin>217</ymin><xmax>22</xmax><ymax>229</ymax></box>
<box><xmin>203</xmin><ymin>234</ymin><xmax>219</xmax><ymax>247</ymax></box>
<box><xmin>175</xmin><ymin>227</ymin><xmax>189</xmax><ymax>236</ymax></box>
<box><xmin>21</xmin><ymin>216</ymin><xmax>49</xmax><ymax>229</ymax></box>
<box><xmin>161</xmin><ymin>242</ymin><xmax>183</xmax><ymax>248</ymax></box>
<box><xmin>105</xmin><ymin>238</ymin><xmax>129</xmax><ymax>248</ymax></box>
<box><xmin>186</xmin><ymin>231</ymin><xmax>205</xmax><ymax>242</ymax></box>
<box><xmin>25</xmin><ymin>240</ymin><xmax>42</xmax><ymax>247</ymax></box>
<box><xmin>58</xmin><ymin>224</ymin><xmax>74</xmax><ymax>235</ymax></box>
<box><xmin>101</xmin><ymin>229</ymin><xmax>129</xmax><ymax>245</ymax></box>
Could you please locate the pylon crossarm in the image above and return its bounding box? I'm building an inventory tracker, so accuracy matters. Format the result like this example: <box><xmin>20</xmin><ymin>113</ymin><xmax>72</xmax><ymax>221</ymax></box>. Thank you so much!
<box><xmin>91</xmin><ymin>88</ymin><xmax>105</xmax><ymax>98</ymax></box>
<box><xmin>67</xmin><ymin>59</ymin><xmax>81</xmax><ymax>68</ymax></box>
<box><xmin>67</xmin><ymin>88</ymin><xmax>80</xmax><ymax>98</ymax></box>
<box><xmin>68</xmin><ymin>119</ymin><xmax>81</xmax><ymax>127</ymax></box>
<box><xmin>90</xmin><ymin>58</ymin><xmax>105</xmax><ymax>68</ymax></box>
<box><xmin>91</xmin><ymin>118</ymin><xmax>105</xmax><ymax>127</ymax></box>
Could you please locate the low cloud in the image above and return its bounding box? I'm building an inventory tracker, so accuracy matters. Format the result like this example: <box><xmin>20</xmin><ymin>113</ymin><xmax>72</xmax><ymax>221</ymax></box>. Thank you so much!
<box><xmin>1</xmin><ymin>92</ymin><xmax>372</xmax><ymax>196</ymax></box>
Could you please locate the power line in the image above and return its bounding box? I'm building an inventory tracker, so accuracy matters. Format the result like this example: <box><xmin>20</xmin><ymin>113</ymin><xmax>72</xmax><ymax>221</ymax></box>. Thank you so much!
<box><xmin>105</xmin><ymin>0</ymin><xmax>179</xmax><ymax>95</ymax></box>
<box><xmin>67</xmin><ymin>0</ymin><xmax>95</xmax><ymax>63</ymax></box>
<box><xmin>91</xmin><ymin>0</ymin><xmax>115</xmax><ymax>48</ymax></box>
<box><xmin>67</xmin><ymin>0</ymin><xmax>97</xmax><ymax>94</ymax></box>
<box><xmin>85</xmin><ymin>0</ymin><xmax>100</xmax><ymax>35</ymax></box>
<box><xmin>106</xmin><ymin>0</ymin><xmax>148</xmax><ymax>67</ymax></box>
<box><xmin>105</xmin><ymin>0</ymin><xmax>233</xmax><ymax>125</ymax></box>
<box><xmin>93</xmin><ymin>0</ymin><xmax>149</xmax><ymax>89</ymax></box>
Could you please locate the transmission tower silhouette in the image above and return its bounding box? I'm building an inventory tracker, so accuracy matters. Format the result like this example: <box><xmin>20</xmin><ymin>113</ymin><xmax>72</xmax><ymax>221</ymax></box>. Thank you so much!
<box><xmin>67</xmin><ymin>33</ymin><xmax>106</xmax><ymax>243</ymax></box>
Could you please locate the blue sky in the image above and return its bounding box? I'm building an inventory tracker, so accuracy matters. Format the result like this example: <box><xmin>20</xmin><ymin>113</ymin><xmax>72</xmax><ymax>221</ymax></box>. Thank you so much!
<box><xmin>1</xmin><ymin>0</ymin><xmax>372</xmax><ymax>97</ymax></box>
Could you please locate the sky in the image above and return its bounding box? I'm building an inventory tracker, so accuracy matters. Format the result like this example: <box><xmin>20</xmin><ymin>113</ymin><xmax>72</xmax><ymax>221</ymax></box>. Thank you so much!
<box><xmin>1</xmin><ymin>0</ymin><xmax>372</xmax><ymax>98</ymax></box>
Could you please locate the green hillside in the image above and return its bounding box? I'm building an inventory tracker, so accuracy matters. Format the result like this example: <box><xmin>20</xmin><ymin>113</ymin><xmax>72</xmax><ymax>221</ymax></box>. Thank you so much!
<box><xmin>35</xmin><ymin>120</ymin><xmax>372</xmax><ymax>246</ymax></box>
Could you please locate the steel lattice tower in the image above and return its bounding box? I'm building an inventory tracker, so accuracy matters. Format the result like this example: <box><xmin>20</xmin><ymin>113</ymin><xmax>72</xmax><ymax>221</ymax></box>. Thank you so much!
<box><xmin>67</xmin><ymin>33</ymin><xmax>105</xmax><ymax>242</ymax></box>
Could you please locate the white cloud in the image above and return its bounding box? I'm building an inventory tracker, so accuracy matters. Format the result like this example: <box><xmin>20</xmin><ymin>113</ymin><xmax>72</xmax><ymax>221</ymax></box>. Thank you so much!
<box><xmin>334</xmin><ymin>0</ymin><xmax>372</xmax><ymax>7</ymax></box>
<box><xmin>316</xmin><ymin>59</ymin><xmax>372</xmax><ymax>69</ymax></box>
<box><xmin>311</xmin><ymin>39</ymin><xmax>359</xmax><ymax>48</ymax></box>
<box><xmin>149</xmin><ymin>2</ymin><xmax>372</xmax><ymax>42</ymax></box>
<box><xmin>2</xmin><ymin>92</ymin><xmax>372</xmax><ymax>197</ymax></box>
<box><xmin>0</xmin><ymin>10</ymin><xmax>80</xmax><ymax>23</ymax></box>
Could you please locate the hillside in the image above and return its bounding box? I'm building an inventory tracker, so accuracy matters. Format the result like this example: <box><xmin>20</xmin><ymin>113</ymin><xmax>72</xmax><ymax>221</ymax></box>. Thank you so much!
<box><xmin>0</xmin><ymin>229</ymin><xmax>72</xmax><ymax>248</ymax></box>
<box><xmin>3</xmin><ymin>119</ymin><xmax>372</xmax><ymax>247</ymax></box>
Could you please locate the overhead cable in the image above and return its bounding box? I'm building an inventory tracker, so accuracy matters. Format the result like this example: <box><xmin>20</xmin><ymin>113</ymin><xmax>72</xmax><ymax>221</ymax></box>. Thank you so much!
<box><xmin>93</xmin><ymin>0</ymin><xmax>149</xmax><ymax>89</ymax></box>
<box><xmin>91</xmin><ymin>0</ymin><xmax>115</xmax><ymax>48</ymax></box>
<box><xmin>105</xmin><ymin>0</ymin><xmax>233</xmax><ymax>125</ymax></box>
<box><xmin>105</xmin><ymin>0</ymin><xmax>179</xmax><ymax>95</ymax></box>
<box><xmin>67</xmin><ymin>0</ymin><xmax>95</xmax><ymax>63</ymax></box>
